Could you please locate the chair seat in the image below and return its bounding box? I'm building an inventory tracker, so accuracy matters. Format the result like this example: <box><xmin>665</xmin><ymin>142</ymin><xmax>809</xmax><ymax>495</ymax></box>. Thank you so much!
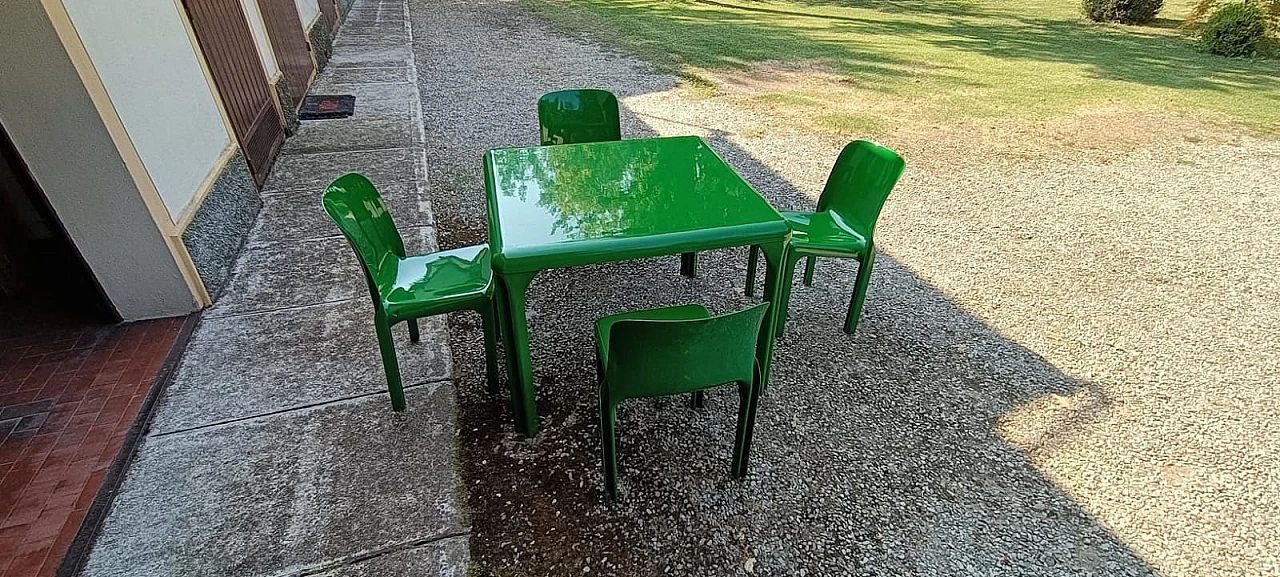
<box><xmin>782</xmin><ymin>210</ymin><xmax>870</xmax><ymax>258</ymax></box>
<box><xmin>594</xmin><ymin>304</ymin><xmax>710</xmax><ymax>369</ymax></box>
<box><xmin>379</xmin><ymin>245</ymin><xmax>493</xmax><ymax>322</ymax></box>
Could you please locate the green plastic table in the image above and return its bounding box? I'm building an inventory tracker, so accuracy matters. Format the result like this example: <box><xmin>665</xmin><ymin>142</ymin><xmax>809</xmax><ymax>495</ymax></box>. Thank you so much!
<box><xmin>483</xmin><ymin>135</ymin><xmax>790</xmax><ymax>436</ymax></box>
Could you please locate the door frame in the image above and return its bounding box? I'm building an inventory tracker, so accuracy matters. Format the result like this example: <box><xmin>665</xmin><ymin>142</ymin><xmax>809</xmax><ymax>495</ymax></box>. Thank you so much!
<box><xmin>257</xmin><ymin>0</ymin><xmax>315</xmax><ymax>109</ymax></box>
<box><xmin>178</xmin><ymin>0</ymin><xmax>285</xmax><ymax>187</ymax></box>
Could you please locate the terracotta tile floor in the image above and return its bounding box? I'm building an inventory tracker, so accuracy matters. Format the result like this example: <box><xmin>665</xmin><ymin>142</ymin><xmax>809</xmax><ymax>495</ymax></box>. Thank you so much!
<box><xmin>0</xmin><ymin>312</ymin><xmax>186</xmax><ymax>577</ymax></box>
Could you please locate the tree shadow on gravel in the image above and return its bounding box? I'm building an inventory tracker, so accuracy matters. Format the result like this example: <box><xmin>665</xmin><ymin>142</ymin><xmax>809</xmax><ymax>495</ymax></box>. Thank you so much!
<box><xmin>431</xmin><ymin>101</ymin><xmax>1162</xmax><ymax>575</ymax></box>
<box><xmin>678</xmin><ymin>0</ymin><xmax>1278</xmax><ymax>93</ymax></box>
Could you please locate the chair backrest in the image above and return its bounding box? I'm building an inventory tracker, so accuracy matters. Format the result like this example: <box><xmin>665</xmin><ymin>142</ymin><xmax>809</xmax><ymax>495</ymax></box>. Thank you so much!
<box><xmin>816</xmin><ymin>140</ymin><xmax>906</xmax><ymax>240</ymax></box>
<box><xmin>605</xmin><ymin>303</ymin><xmax>769</xmax><ymax>400</ymax></box>
<box><xmin>322</xmin><ymin>173</ymin><xmax>406</xmax><ymax>281</ymax></box>
<box><xmin>537</xmin><ymin>89</ymin><xmax>622</xmax><ymax>146</ymax></box>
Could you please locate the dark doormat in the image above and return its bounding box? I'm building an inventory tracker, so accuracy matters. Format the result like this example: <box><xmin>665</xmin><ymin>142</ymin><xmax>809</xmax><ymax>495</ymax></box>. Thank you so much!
<box><xmin>299</xmin><ymin>95</ymin><xmax>356</xmax><ymax>120</ymax></box>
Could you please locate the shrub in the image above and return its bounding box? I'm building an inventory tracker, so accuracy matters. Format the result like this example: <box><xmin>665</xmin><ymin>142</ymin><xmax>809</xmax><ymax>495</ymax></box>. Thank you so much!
<box><xmin>1082</xmin><ymin>0</ymin><xmax>1165</xmax><ymax>24</ymax></box>
<box><xmin>1198</xmin><ymin>2</ymin><xmax>1268</xmax><ymax>56</ymax></box>
<box><xmin>1186</xmin><ymin>0</ymin><xmax>1280</xmax><ymax>38</ymax></box>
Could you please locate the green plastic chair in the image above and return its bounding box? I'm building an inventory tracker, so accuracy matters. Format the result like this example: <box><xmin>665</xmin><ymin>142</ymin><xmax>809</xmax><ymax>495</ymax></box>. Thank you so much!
<box><xmin>537</xmin><ymin>89</ymin><xmax>705</xmax><ymax>277</ymax></box>
<box><xmin>537</xmin><ymin>89</ymin><xmax>622</xmax><ymax>146</ymax></box>
<box><xmin>323</xmin><ymin>173</ymin><xmax>502</xmax><ymax>411</ymax></box>
<box><xmin>595</xmin><ymin>302</ymin><xmax>770</xmax><ymax>501</ymax></box>
<box><xmin>746</xmin><ymin>140</ymin><xmax>905</xmax><ymax>337</ymax></box>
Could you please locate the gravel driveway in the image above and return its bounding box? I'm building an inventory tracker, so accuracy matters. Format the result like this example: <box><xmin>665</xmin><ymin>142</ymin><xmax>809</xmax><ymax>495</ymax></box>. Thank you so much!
<box><xmin>410</xmin><ymin>0</ymin><xmax>1280</xmax><ymax>575</ymax></box>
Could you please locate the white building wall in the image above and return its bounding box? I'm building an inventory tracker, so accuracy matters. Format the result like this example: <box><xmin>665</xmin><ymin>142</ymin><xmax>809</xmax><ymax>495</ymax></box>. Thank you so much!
<box><xmin>295</xmin><ymin>0</ymin><xmax>320</xmax><ymax>28</ymax></box>
<box><xmin>61</xmin><ymin>0</ymin><xmax>231</xmax><ymax>221</ymax></box>
<box><xmin>2</xmin><ymin>0</ymin><xmax>197</xmax><ymax>318</ymax></box>
<box><xmin>241</xmin><ymin>0</ymin><xmax>281</xmax><ymax>77</ymax></box>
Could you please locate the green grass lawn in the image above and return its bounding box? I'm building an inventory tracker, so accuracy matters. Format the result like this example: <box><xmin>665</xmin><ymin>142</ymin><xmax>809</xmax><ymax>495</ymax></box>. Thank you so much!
<box><xmin>520</xmin><ymin>0</ymin><xmax>1280</xmax><ymax>133</ymax></box>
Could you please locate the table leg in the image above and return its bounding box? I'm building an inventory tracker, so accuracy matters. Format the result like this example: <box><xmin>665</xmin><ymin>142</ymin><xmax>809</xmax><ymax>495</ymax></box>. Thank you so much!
<box><xmin>492</xmin><ymin>279</ymin><xmax>521</xmax><ymax>413</ymax></box>
<box><xmin>754</xmin><ymin>241</ymin><xmax>787</xmax><ymax>392</ymax></box>
<box><xmin>775</xmin><ymin>251</ymin><xmax>800</xmax><ymax>339</ymax></box>
<box><xmin>680</xmin><ymin>252</ymin><xmax>698</xmax><ymax>277</ymax></box>
<box><xmin>496</xmin><ymin>272</ymin><xmax>539</xmax><ymax>437</ymax></box>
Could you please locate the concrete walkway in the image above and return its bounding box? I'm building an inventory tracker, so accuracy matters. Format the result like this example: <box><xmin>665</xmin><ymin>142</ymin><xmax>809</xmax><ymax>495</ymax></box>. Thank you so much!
<box><xmin>79</xmin><ymin>1</ymin><xmax>469</xmax><ymax>575</ymax></box>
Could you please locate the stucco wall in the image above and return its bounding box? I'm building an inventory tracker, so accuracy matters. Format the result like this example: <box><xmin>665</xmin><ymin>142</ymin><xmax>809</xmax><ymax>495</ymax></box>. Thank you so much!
<box><xmin>241</xmin><ymin>0</ymin><xmax>281</xmax><ymax>77</ymax></box>
<box><xmin>295</xmin><ymin>0</ymin><xmax>320</xmax><ymax>28</ymax></box>
<box><xmin>61</xmin><ymin>0</ymin><xmax>231</xmax><ymax>222</ymax></box>
<box><xmin>0</xmin><ymin>0</ymin><xmax>196</xmax><ymax>319</ymax></box>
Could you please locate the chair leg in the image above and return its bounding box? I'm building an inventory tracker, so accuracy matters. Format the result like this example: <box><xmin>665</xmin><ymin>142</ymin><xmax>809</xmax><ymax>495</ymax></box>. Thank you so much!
<box><xmin>732</xmin><ymin>377</ymin><xmax>761</xmax><ymax>478</ymax></box>
<box><xmin>479</xmin><ymin>304</ymin><xmax>501</xmax><ymax>395</ymax></box>
<box><xmin>493</xmin><ymin>283</ymin><xmax>519</xmax><ymax>389</ymax></box>
<box><xmin>600</xmin><ymin>393</ymin><xmax>620</xmax><ymax>502</ymax></box>
<box><xmin>774</xmin><ymin>252</ymin><xmax>801</xmax><ymax>338</ymax></box>
<box><xmin>407</xmin><ymin>318</ymin><xmax>420</xmax><ymax>343</ymax></box>
<box><xmin>374</xmin><ymin>315</ymin><xmax>406</xmax><ymax>411</ymax></box>
<box><xmin>845</xmin><ymin>249</ymin><xmax>877</xmax><ymax>334</ymax></box>
<box><xmin>680</xmin><ymin>252</ymin><xmax>698</xmax><ymax>277</ymax></box>
<box><xmin>689</xmin><ymin>390</ymin><xmax>705</xmax><ymax>409</ymax></box>
<box><xmin>745</xmin><ymin>245</ymin><xmax>759</xmax><ymax>297</ymax></box>
<box><xmin>802</xmin><ymin>256</ymin><xmax>816</xmax><ymax>286</ymax></box>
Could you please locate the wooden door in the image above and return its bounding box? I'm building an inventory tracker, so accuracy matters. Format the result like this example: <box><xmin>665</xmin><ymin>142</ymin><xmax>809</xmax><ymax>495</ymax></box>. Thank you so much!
<box><xmin>319</xmin><ymin>0</ymin><xmax>339</xmax><ymax>25</ymax></box>
<box><xmin>258</xmin><ymin>0</ymin><xmax>315</xmax><ymax>108</ymax></box>
<box><xmin>182</xmin><ymin>0</ymin><xmax>285</xmax><ymax>186</ymax></box>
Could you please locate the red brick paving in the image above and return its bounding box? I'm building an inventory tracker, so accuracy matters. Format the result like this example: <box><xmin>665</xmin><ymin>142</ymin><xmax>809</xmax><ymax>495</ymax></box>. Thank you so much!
<box><xmin>0</xmin><ymin>316</ymin><xmax>185</xmax><ymax>577</ymax></box>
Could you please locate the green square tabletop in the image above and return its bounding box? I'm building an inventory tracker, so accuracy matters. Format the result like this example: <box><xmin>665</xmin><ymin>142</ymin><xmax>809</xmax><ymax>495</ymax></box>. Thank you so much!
<box><xmin>484</xmin><ymin>135</ymin><xmax>791</xmax><ymax>436</ymax></box>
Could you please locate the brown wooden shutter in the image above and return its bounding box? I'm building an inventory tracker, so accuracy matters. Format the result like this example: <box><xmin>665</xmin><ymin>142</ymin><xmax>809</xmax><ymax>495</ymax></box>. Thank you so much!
<box><xmin>182</xmin><ymin>0</ymin><xmax>285</xmax><ymax>186</ymax></box>
<box><xmin>319</xmin><ymin>0</ymin><xmax>339</xmax><ymax>25</ymax></box>
<box><xmin>258</xmin><ymin>0</ymin><xmax>315</xmax><ymax>108</ymax></box>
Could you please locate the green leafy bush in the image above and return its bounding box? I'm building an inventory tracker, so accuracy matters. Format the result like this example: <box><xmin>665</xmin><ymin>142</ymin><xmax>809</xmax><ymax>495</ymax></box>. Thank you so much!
<box><xmin>1082</xmin><ymin>0</ymin><xmax>1165</xmax><ymax>24</ymax></box>
<box><xmin>1186</xmin><ymin>0</ymin><xmax>1280</xmax><ymax>38</ymax></box>
<box><xmin>1198</xmin><ymin>2</ymin><xmax>1268</xmax><ymax>56</ymax></box>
